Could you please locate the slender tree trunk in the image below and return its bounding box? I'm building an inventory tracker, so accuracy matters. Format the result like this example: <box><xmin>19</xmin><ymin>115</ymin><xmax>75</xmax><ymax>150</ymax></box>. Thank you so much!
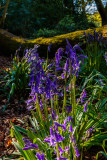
<box><xmin>94</xmin><ymin>0</ymin><xmax>107</xmax><ymax>26</ymax></box>
<box><xmin>0</xmin><ymin>0</ymin><xmax>10</xmax><ymax>28</ymax></box>
<box><xmin>81</xmin><ymin>0</ymin><xmax>87</xmax><ymax>19</ymax></box>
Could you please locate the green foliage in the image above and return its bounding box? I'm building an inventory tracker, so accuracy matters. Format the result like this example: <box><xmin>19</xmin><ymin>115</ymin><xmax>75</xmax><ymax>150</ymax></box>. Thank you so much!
<box><xmin>35</xmin><ymin>28</ymin><xmax>61</xmax><ymax>38</ymax></box>
<box><xmin>5</xmin><ymin>55</ymin><xmax>30</xmax><ymax>95</ymax></box>
<box><xmin>2</xmin><ymin>0</ymin><xmax>66</xmax><ymax>38</ymax></box>
<box><xmin>34</xmin><ymin>15</ymin><xmax>96</xmax><ymax>38</ymax></box>
<box><xmin>11</xmin><ymin>76</ymin><xmax>107</xmax><ymax>159</ymax></box>
<box><xmin>96</xmin><ymin>139</ymin><xmax>107</xmax><ymax>159</ymax></box>
<box><xmin>55</xmin><ymin>15</ymin><xmax>76</xmax><ymax>32</ymax></box>
<box><xmin>0</xmin><ymin>0</ymin><xmax>97</xmax><ymax>38</ymax></box>
<box><xmin>0</xmin><ymin>50</ymin><xmax>30</xmax><ymax>112</ymax></box>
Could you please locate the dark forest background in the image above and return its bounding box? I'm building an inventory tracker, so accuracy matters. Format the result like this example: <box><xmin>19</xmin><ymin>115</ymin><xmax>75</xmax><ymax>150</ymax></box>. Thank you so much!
<box><xmin>0</xmin><ymin>0</ymin><xmax>107</xmax><ymax>38</ymax></box>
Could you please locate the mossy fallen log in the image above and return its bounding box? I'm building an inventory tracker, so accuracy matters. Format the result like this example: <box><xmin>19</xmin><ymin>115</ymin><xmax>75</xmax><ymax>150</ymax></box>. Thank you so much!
<box><xmin>0</xmin><ymin>26</ymin><xmax>107</xmax><ymax>58</ymax></box>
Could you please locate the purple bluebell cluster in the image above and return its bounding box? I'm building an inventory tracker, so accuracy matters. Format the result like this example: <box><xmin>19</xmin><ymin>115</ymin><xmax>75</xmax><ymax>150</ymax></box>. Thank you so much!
<box><xmin>22</xmin><ymin>138</ymin><xmax>38</xmax><ymax>150</ymax></box>
<box><xmin>25</xmin><ymin>39</ymin><xmax>87</xmax><ymax>111</ymax></box>
<box><xmin>84</xmin><ymin>30</ymin><xmax>107</xmax><ymax>50</ymax></box>
<box><xmin>43</xmin><ymin>115</ymin><xmax>81</xmax><ymax>159</ymax></box>
<box><xmin>65</xmin><ymin>105</ymin><xmax>72</xmax><ymax>114</ymax></box>
<box><xmin>25</xmin><ymin>45</ymin><xmax>60</xmax><ymax>110</ymax></box>
<box><xmin>23</xmin><ymin>40</ymin><xmax>90</xmax><ymax>159</ymax></box>
<box><xmin>44</xmin><ymin>126</ymin><xmax>65</xmax><ymax>146</ymax></box>
<box><xmin>61</xmin><ymin>39</ymin><xmax>87</xmax><ymax>78</ymax></box>
<box><xmin>84</xmin><ymin>30</ymin><xmax>103</xmax><ymax>43</ymax></box>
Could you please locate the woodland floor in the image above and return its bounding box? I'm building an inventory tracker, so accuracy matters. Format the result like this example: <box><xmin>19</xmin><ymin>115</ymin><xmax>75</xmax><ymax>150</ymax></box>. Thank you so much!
<box><xmin>0</xmin><ymin>55</ymin><xmax>106</xmax><ymax>160</ymax></box>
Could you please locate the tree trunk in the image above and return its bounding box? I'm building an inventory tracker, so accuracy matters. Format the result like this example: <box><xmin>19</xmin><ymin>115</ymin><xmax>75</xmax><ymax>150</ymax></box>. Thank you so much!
<box><xmin>81</xmin><ymin>0</ymin><xmax>87</xmax><ymax>19</ymax></box>
<box><xmin>94</xmin><ymin>0</ymin><xmax>107</xmax><ymax>26</ymax></box>
<box><xmin>0</xmin><ymin>0</ymin><xmax>10</xmax><ymax>27</ymax></box>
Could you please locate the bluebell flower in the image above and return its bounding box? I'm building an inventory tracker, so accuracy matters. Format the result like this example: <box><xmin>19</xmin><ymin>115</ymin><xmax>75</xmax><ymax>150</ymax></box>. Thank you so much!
<box><xmin>68</xmin><ymin>116</ymin><xmax>73</xmax><ymax>123</ymax></box>
<box><xmin>39</xmin><ymin>99</ymin><xmax>43</xmax><ymax>109</ymax></box>
<box><xmin>25</xmin><ymin>99</ymin><xmax>33</xmax><ymax>106</ymax></box>
<box><xmin>69</xmin><ymin>124</ymin><xmax>73</xmax><ymax>132</ymax></box>
<box><xmin>50</xmin><ymin>136</ymin><xmax>56</xmax><ymax>146</ymax></box>
<box><xmin>79</xmin><ymin>55</ymin><xmax>87</xmax><ymax>63</ymax></box>
<box><xmin>36</xmin><ymin>152</ymin><xmax>44</xmax><ymax>160</ymax></box>
<box><xmin>27</xmin><ymin>105</ymin><xmax>33</xmax><ymax>111</ymax></box>
<box><xmin>55</xmin><ymin>48</ymin><xmax>63</xmax><ymax>67</ymax></box>
<box><xmin>48</xmin><ymin>43</ymin><xmax>53</xmax><ymax>52</ymax></box>
<box><xmin>43</xmin><ymin>137</ymin><xmax>50</xmax><ymax>143</ymax></box>
<box><xmin>63</xmin><ymin>118</ymin><xmax>67</xmax><ymax>131</ymax></box>
<box><xmin>69</xmin><ymin>135</ymin><xmax>75</xmax><ymax>144</ymax></box>
<box><xmin>47</xmin><ymin>63</ymin><xmax>53</xmax><ymax>69</ymax></box>
<box><xmin>64</xmin><ymin>58</ymin><xmax>69</xmax><ymax>72</ymax></box>
<box><xmin>22</xmin><ymin>138</ymin><xmax>38</xmax><ymax>150</ymax></box>
<box><xmin>33</xmin><ymin>94</ymin><xmax>37</xmax><ymax>102</ymax></box>
<box><xmin>50</xmin><ymin>126</ymin><xmax>54</xmax><ymax>136</ymax></box>
<box><xmin>65</xmin><ymin>106</ymin><xmax>72</xmax><ymax>114</ymax></box>
<box><xmin>55</xmin><ymin>146</ymin><xmax>64</xmax><ymax>157</ymax></box>
<box><xmin>74</xmin><ymin>146</ymin><xmax>80</xmax><ymax>158</ymax></box>
<box><xmin>73</xmin><ymin>44</ymin><xmax>83</xmax><ymax>53</ymax></box>
<box><xmin>52</xmin><ymin>109</ymin><xmax>56</xmax><ymax>120</ymax></box>
<box><xmin>55</xmin><ymin>132</ymin><xmax>65</xmax><ymax>143</ymax></box>
<box><xmin>84</xmin><ymin>101</ymin><xmax>88</xmax><ymax>112</ymax></box>
<box><xmin>86</xmin><ymin>127</ymin><xmax>95</xmax><ymax>137</ymax></box>
<box><xmin>54</xmin><ymin>121</ymin><xmax>66</xmax><ymax>132</ymax></box>
<box><xmin>81</xmin><ymin>89</ymin><xmax>86</xmax><ymax>103</ymax></box>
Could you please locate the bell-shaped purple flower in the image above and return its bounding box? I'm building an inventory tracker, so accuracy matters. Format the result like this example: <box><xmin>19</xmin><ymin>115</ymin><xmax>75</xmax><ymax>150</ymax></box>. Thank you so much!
<box><xmin>55</xmin><ymin>48</ymin><xmax>63</xmax><ymax>67</ymax></box>
<box><xmin>64</xmin><ymin>58</ymin><xmax>69</xmax><ymax>72</ymax></box>
<box><xmin>55</xmin><ymin>132</ymin><xmax>65</xmax><ymax>143</ymax></box>
<box><xmin>84</xmin><ymin>101</ymin><xmax>88</xmax><ymax>112</ymax></box>
<box><xmin>69</xmin><ymin>135</ymin><xmax>75</xmax><ymax>144</ymax></box>
<box><xmin>74</xmin><ymin>146</ymin><xmax>80</xmax><ymax>158</ymax></box>
<box><xmin>81</xmin><ymin>89</ymin><xmax>86</xmax><ymax>103</ymax></box>
<box><xmin>48</xmin><ymin>43</ymin><xmax>53</xmax><ymax>52</ymax></box>
<box><xmin>54</xmin><ymin>121</ymin><xmax>66</xmax><ymax>132</ymax></box>
<box><xmin>22</xmin><ymin>138</ymin><xmax>38</xmax><ymax>150</ymax></box>
<box><xmin>36</xmin><ymin>152</ymin><xmax>44</xmax><ymax>160</ymax></box>
<box><xmin>69</xmin><ymin>124</ymin><xmax>73</xmax><ymax>132</ymax></box>
<box><xmin>68</xmin><ymin>116</ymin><xmax>73</xmax><ymax>123</ymax></box>
<box><xmin>65</xmin><ymin>105</ymin><xmax>72</xmax><ymax>114</ymax></box>
<box><xmin>52</xmin><ymin>109</ymin><xmax>56</xmax><ymax>120</ymax></box>
<box><xmin>73</xmin><ymin>44</ymin><xmax>83</xmax><ymax>53</ymax></box>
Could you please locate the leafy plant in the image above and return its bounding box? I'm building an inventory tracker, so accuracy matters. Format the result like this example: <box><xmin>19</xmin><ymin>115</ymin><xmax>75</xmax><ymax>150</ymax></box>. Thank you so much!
<box><xmin>11</xmin><ymin>40</ymin><xmax>107</xmax><ymax>160</ymax></box>
<box><xmin>96</xmin><ymin>139</ymin><xmax>107</xmax><ymax>160</ymax></box>
<box><xmin>0</xmin><ymin>49</ymin><xmax>30</xmax><ymax>112</ymax></box>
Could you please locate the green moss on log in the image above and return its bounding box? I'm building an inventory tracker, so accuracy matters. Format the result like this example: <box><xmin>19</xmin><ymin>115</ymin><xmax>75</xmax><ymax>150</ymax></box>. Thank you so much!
<box><xmin>0</xmin><ymin>26</ymin><xmax>106</xmax><ymax>57</ymax></box>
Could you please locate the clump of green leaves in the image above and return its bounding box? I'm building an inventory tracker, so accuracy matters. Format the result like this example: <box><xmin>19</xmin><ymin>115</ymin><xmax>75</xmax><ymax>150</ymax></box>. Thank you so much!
<box><xmin>96</xmin><ymin>139</ymin><xmax>107</xmax><ymax>160</ymax></box>
<box><xmin>1</xmin><ymin>52</ymin><xmax>30</xmax><ymax>112</ymax></box>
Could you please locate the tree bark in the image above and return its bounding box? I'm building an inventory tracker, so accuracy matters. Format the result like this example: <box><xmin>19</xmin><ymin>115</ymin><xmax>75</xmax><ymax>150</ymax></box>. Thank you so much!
<box><xmin>0</xmin><ymin>0</ymin><xmax>10</xmax><ymax>27</ymax></box>
<box><xmin>94</xmin><ymin>0</ymin><xmax>107</xmax><ymax>26</ymax></box>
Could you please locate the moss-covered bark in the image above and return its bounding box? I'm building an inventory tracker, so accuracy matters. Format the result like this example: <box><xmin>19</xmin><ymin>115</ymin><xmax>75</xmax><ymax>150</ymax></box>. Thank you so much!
<box><xmin>0</xmin><ymin>26</ymin><xmax>106</xmax><ymax>58</ymax></box>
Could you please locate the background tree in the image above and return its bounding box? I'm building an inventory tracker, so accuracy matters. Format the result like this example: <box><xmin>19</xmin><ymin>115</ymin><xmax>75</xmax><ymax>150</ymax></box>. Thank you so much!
<box><xmin>0</xmin><ymin>0</ymin><xmax>10</xmax><ymax>27</ymax></box>
<box><xmin>94</xmin><ymin>0</ymin><xmax>107</xmax><ymax>25</ymax></box>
